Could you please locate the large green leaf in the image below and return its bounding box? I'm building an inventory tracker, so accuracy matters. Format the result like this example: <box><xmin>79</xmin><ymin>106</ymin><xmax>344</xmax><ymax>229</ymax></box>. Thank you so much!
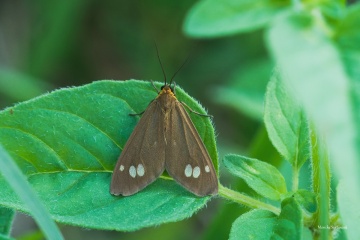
<box><xmin>184</xmin><ymin>0</ymin><xmax>289</xmax><ymax>38</ymax></box>
<box><xmin>264</xmin><ymin>71</ymin><xmax>309</xmax><ymax>169</ymax></box>
<box><xmin>0</xmin><ymin>80</ymin><xmax>218</xmax><ymax>231</ymax></box>
<box><xmin>223</xmin><ymin>154</ymin><xmax>286</xmax><ymax>201</ymax></box>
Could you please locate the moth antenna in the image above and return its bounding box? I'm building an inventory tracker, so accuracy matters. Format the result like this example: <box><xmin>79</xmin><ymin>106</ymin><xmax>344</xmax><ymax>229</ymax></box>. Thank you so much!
<box><xmin>154</xmin><ymin>42</ymin><xmax>167</xmax><ymax>85</ymax></box>
<box><xmin>169</xmin><ymin>53</ymin><xmax>191</xmax><ymax>86</ymax></box>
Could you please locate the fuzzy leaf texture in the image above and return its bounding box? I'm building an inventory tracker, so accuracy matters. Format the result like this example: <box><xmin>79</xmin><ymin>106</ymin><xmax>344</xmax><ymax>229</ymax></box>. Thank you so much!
<box><xmin>271</xmin><ymin>197</ymin><xmax>302</xmax><ymax>239</ymax></box>
<box><xmin>264</xmin><ymin>71</ymin><xmax>310</xmax><ymax>169</ymax></box>
<box><xmin>0</xmin><ymin>80</ymin><xmax>218</xmax><ymax>231</ymax></box>
<box><xmin>223</xmin><ymin>154</ymin><xmax>287</xmax><ymax>201</ymax></box>
<box><xmin>229</xmin><ymin>198</ymin><xmax>302</xmax><ymax>240</ymax></box>
<box><xmin>229</xmin><ymin>210</ymin><xmax>277</xmax><ymax>240</ymax></box>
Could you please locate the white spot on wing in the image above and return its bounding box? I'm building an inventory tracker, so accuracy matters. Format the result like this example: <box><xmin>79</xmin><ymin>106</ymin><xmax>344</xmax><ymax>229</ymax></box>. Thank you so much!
<box><xmin>185</xmin><ymin>164</ymin><xmax>192</xmax><ymax>177</ymax></box>
<box><xmin>193</xmin><ymin>166</ymin><xmax>200</xmax><ymax>178</ymax></box>
<box><xmin>119</xmin><ymin>165</ymin><xmax>124</xmax><ymax>171</ymax></box>
<box><xmin>129</xmin><ymin>166</ymin><xmax>136</xmax><ymax>178</ymax></box>
<box><xmin>205</xmin><ymin>165</ymin><xmax>210</xmax><ymax>173</ymax></box>
<box><xmin>137</xmin><ymin>164</ymin><xmax>145</xmax><ymax>176</ymax></box>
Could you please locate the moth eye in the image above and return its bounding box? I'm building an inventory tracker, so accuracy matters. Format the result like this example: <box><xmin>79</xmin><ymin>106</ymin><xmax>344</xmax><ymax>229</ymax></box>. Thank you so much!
<box><xmin>205</xmin><ymin>165</ymin><xmax>210</xmax><ymax>173</ymax></box>
<box><xmin>192</xmin><ymin>166</ymin><xmax>201</xmax><ymax>178</ymax></box>
<box><xmin>185</xmin><ymin>164</ymin><xmax>192</xmax><ymax>177</ymax></box>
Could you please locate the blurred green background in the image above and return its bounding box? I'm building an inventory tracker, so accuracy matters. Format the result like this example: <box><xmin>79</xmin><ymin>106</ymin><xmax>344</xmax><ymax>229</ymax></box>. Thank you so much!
<box><xmin>0</xmin><ymin>1</ymin><xmax>279</xmax><ymax>239</ymax></box>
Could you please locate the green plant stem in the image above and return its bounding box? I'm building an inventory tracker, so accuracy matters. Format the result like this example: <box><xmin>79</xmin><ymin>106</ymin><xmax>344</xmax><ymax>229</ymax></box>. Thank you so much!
<box><xmin>310</xmin><ymin>126</ymin><xmax>331</xmax><ymax>240</ymax></box>
<box><xmin>292</xmin><ymin>166</ymin><xmax>299</xmax><ymax>191</ymax></box>
<box><xmin>218</xmin><ymin>184</ymin><xmax>281</xmax><ymax>215</ymax></box>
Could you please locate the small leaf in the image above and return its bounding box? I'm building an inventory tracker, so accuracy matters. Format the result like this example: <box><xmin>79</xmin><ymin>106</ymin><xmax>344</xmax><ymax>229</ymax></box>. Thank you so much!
<box><xmin>184</xmin><ymin>0</ymin><xmax>289</xmax><ymax>38</ymax></box>
<box><xmin>229</xmin><ymin>210</ymin><xmax>277</xmax><ymax>240</ymax></box>
<box><xmin>264</xmin><ymin>71</ymin><xmax>310</xmax><ymax>169</ymax></box>
<box><xmin>230</xmin><ymin>198</ymin><xmax>302</xmax><ymax>240</ymax></box>
<box><xmin>0</xmin><ymin>80</ymin><xmax>218</xmax><ymax>231</ymax></box>
<box><xmin>0</xmin><ymin>207</ymin><xmax>15</xmax><ymax>236</ymax></box>
<box><xmin>271</xmin><ymin>197</ymin><xmax>302</xmax><ymax>239</ymax></box>
<box><xmin>223</xmin><ymin>154</ymin><xmax>287</xmax><ymax>200</ymax></box>
<box><xmin>293</xmin><ymin>190</ymin><xmax>317</xmax><ymax>213</ymax></box>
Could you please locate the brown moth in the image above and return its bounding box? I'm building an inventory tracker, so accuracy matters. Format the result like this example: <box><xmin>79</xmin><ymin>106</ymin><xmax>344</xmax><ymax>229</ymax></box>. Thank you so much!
<box><xmin>110</xmin><ymin>82</ymin><xmax>218</xmax><ymax>196</ymax></box>
<box><xmin>110</xmin><ymin>48</ymin><xmax>218</xmax><ymax>197</ymax></box>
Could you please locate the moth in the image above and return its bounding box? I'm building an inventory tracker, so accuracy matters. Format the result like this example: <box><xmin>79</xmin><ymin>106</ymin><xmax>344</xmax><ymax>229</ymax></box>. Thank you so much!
<box><xmin>110</xmin><ymin>49</ymin><xmax>218</xmax><ymax>197</ymax></box>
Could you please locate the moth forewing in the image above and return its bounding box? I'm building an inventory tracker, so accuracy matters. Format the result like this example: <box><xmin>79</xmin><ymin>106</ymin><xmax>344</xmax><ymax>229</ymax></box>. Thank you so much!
<box><xmin>164</xmin><ymin>100</ymin><xmax>218</xmax><ymax>196</ymax></box>
<box><xmin>110</xmin><ymin>100</ymin><xmax>166</xmax><ymax>196</ymax></box>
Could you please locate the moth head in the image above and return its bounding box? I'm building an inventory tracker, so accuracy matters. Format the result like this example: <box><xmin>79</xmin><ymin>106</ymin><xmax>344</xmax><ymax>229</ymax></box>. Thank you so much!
<box><xmin>161</xmin><ymin>84</ymin><xmax>174</xmax><ymax>93</ymax></box>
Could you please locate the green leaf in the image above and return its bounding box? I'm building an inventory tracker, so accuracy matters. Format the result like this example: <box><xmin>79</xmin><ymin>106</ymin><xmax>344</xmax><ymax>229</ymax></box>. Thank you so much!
<box><xmin>184</xmin><ymin>0</ymin><xmax>289</xmax><ymax>38</ymax></box>
<box><xmin>293</xmin><ymin>190</ymin><xmax>317</xmax><ymax>214</ymax></box>
<box><xmin>271</xmin><ymin>197</ymin><xmax>302</xmax><ymax>240</ymax></box>
<box><xmin>0</xmin><ymin>207</ymin><xmax>15</xmax><ymax>236</ymax></box>
<box><xmin>223</xmin><ymin>154</ymin><xmax>286</xmax><ymax>200</ymax></box>
<box><xmin>0</xmin><ymin>80</ymin><xmax>218</xmax><ymax>231</ymax></box>
<box><xmin>267</xmin><ymin>10</ymin><xmax>360</xmax><ymax>237</ymax></box>
<box><xmin>0</xmin><ymin>173</ymin><xmax>208</xmax><ymax>231</ymax></box>
<box><xmin>229</xmin><ymin>210</ymin><xmax>277</xmax><ymax>240</ymax></box>
<box><xmin>212</xmin><ymin>59</ymin><xmax>272</xmax><ymax>120</ymax></box>
<box><xmin>0</xmin><ymin>145</ymin><xmax>63</xmax><ymax>240</ymax></box>
<box><xmin>230</xmin><ymin>198</ymin><xmax>302</xmax><ymax>240</ymax></box>
<box><xmin>264</xmin><ymin>71</ymin><xmax>310</xmax><ymax>169</ymax></box>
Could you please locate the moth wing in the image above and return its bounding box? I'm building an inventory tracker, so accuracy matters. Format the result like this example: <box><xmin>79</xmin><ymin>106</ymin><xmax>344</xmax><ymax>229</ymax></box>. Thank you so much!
<box><xmin>110</xmin><ymin>100</ymin><xmax>165</xmax><ymax>196</ymax></box>
<box><xmin>165</xmin><ymin>101</ymin><xmax>218</xmax><ymax>196</ymax></box>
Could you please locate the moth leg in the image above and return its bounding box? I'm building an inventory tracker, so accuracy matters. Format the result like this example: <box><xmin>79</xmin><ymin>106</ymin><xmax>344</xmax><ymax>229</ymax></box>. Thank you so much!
<box><xmin>150</xmin><ymin>80</ymin><xmax>160</xmax><ymax>94</ymax></box>
<box><xmin>180</xmin><ymin>101</ymin><xmax>213</xmax><ymax>118</ymax></box>
<box><xmin>129</xmin><ymin>111</ymin><xmax>145</xmax><ymax>116</ymax></box>
<box><xmin>129</xmin><ymin>99</ymin><xmax>156</xmax><ymax>116</ymax></box>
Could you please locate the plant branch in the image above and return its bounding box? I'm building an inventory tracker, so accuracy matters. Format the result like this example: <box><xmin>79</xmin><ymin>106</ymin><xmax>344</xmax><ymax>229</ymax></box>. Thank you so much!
<box><xmin>218</xmin><ymin>184</ymin><xmax>281</xmax><ymax>215</ymax></box>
